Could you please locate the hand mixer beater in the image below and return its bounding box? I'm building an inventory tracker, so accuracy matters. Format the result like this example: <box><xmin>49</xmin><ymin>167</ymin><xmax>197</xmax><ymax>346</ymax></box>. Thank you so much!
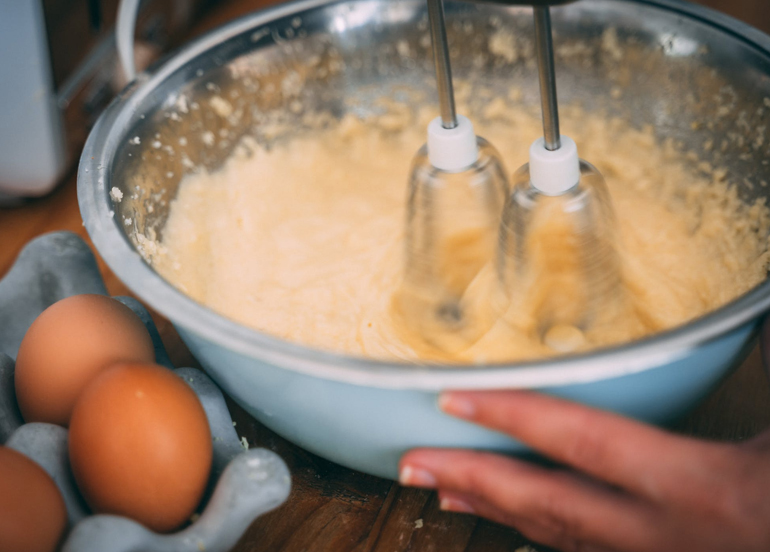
<box><xmin>399</xmin><ymin>0</ymin><xmax>622</xmax><ymax>355</ymax></box>
<box><xmin>499</xmin><ymin>4</ymin><xmax>622</xmax><ymax>352</ymax></box>
<box><xmin>396</xmin><ymin>0</ymin><xmax>511</xmax><ymax>354</ymax></box>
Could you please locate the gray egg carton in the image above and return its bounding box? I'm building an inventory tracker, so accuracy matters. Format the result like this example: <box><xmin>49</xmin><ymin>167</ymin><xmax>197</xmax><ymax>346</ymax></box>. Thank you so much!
<box><xmin>0</xmin><ymin>232</ymin><xmax>291</xmax><ymax>552</ymax></box>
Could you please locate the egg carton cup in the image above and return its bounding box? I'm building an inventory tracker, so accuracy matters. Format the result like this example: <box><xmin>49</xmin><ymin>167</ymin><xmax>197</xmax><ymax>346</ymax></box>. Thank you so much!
<box><xmin>0</xmin><ymin>232</ymin><xmax>291</xmax><ymax>552</ymax></box>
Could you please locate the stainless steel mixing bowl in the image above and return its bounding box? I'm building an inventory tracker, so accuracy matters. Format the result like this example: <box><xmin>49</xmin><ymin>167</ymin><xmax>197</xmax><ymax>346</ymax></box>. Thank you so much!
<box><xmin>80</xmin><ymin>0</ymin><xmax>770</xmax><ymax>478</ymax></box>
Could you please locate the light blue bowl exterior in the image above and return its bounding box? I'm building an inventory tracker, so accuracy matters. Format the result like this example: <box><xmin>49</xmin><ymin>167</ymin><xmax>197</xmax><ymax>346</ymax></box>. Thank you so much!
<box><xmin>178</xmin><ymin>322</ymin><xmax>758</xmax><ymax>479</ymax></box>
<box><xmin>78</xmin><ymin>0</ymin><xmax>770</xmax><ymax>482</ymax></box>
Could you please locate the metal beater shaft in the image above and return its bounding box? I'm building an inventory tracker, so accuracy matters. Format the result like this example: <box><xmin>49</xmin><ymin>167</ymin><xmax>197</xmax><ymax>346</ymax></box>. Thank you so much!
<box><xmin>534</xmin><ymin>6</ymin><xmax>561</xmax><ymax>151</ymax></box>
<box><xmin>427</xmin><ymin>0</ymin><xmax>458</xmax><ymax>129</ymax></box>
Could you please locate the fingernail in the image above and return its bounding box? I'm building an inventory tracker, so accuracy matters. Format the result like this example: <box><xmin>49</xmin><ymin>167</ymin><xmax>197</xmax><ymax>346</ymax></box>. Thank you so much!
<box><xmin>399</xmin><ymin>465</ymin><xmax>437</xmax><ymax>488</ymax></box>
<box><xmin>439</xmin><ymin>496</ymin><xmax>476</xmax><ymax>514</ymax></box>
<box><xmin>438</xmin><ymin>393</ymin><xmax>476</xmax><ymax>419</ymax></box>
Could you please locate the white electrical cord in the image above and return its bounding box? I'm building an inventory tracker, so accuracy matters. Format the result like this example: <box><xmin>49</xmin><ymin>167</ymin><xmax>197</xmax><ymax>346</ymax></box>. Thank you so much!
<box><xmin>116</xmin><ymin>0</ymin><xmax>142</xmax><ymax>82</ymax></box>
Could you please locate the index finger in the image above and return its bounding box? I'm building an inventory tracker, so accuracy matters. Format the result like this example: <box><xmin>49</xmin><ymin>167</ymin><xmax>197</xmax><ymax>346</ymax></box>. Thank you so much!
<box><xmin>439</xmin><ymin>390</ymin><xmax>726</xmax><ymax>501</ymax></box>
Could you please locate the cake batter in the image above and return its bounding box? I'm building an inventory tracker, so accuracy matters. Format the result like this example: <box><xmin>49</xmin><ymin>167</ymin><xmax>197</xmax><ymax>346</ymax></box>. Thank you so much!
<box><xmin>151</xmin><ymin>104</ymin><xmax>770</xmax><ymax>363</ymax></box>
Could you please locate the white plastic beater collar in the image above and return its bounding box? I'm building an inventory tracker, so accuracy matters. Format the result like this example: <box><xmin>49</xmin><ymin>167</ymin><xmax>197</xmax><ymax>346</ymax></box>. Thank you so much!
<box><xmin>529</xmin><ymin>135</ymin><xmax>581</xmax><ymax>196</ymax></box>
<box><xmin>427</xmin><ymin>115</ymin><xmax>479</xmax><ymax>172</ymax></box>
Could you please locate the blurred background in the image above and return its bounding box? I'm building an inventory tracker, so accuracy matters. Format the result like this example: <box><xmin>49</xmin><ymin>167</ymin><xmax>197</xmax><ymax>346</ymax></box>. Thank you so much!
<box><xmin>1</xmin><ymin>0</ymin><xmax>768</xmax><ymax>203</ymax></box>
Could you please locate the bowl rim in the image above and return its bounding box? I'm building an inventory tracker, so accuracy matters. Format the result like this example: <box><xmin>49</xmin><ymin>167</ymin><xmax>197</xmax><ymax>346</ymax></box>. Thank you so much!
<box><xmin>79</xmin><ymin>0</ymin><xmax>770</xmax><ymax>391</ymax></box>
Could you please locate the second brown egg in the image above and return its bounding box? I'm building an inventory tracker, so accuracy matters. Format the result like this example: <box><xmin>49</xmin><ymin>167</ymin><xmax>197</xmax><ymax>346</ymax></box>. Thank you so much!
<box><xmin>14</xmin><ymin>294</ymin><xmax>155</xmax><ymax>426</ymax></box>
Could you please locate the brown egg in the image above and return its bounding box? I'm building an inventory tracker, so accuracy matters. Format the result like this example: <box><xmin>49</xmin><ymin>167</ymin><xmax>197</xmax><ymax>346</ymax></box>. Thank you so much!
<box><xmin>15</xmin><ymin>294</ymin><xmax>155</xmax><ymax>426</ymax></box>
<box><xmin>68</xmin><ymin>363</ymin><xmax>213</xmax><ymax>533</ymax></box>
<box><xmin>0</xmin><ymin>447</ymin><xmax>68</xmax><ymax>552</ymax></box>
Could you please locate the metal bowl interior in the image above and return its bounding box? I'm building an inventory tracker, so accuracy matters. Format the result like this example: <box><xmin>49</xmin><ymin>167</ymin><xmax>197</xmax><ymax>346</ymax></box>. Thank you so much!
<box><xmin>80</xmin><ymin>0</ymin><xmax>770</xmax><ymax>390</ymax></box>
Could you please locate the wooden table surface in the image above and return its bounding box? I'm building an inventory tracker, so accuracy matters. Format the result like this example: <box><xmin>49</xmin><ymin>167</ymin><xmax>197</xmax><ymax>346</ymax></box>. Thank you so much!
<box><xmin>3</xmin><ymin>1</ymin><xmax>770</xmax><ymax>551</ymax></box>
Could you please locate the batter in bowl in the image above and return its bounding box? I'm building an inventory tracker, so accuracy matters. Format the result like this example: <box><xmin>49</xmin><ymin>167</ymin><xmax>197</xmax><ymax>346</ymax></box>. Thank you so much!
<box><xmin>150</xmin><ymin>102</ymin><xmax>770</xmax><ymax>364</ymax></box>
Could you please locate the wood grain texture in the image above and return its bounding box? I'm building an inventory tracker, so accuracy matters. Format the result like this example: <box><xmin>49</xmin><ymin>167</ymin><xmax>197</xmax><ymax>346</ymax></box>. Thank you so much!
<box><xmin>1</xmin><ymin>1</ymin><xmax>770</xmax><ymax>551</ymax></box>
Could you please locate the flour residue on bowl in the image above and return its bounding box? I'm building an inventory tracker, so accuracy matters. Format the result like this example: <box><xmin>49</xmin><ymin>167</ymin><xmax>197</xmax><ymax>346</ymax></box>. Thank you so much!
<box><xmin>149</xmin><ymin>99</ymin><xmax>770</xmax><ymax>363</ymax></box>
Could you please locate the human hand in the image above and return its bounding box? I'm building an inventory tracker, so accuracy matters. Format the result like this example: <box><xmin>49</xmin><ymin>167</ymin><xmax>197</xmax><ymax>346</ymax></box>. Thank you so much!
<box><xmin>400</xmin><ymin>385</ymin><xmax>770</xmax><ymax>551</ymax></box>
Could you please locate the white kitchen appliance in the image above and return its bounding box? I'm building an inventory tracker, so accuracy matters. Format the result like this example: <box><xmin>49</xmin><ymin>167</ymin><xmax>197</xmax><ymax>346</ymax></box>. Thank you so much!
<box><xmin>0</xmin><ymin>0</ymin><xmax>208</xmax><ymax>203</ymax></box>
